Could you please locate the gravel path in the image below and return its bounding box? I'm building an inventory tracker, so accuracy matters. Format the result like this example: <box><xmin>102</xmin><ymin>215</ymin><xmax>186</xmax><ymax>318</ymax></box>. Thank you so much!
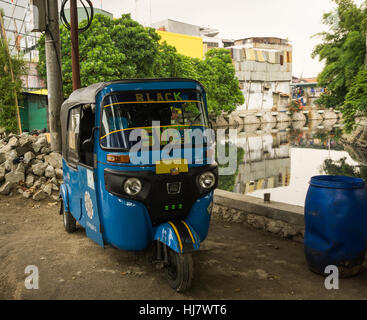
<box><xmin>1</xmin><ymin>194</ymin><xmax>366</xmax><ymax>300</ymax></box>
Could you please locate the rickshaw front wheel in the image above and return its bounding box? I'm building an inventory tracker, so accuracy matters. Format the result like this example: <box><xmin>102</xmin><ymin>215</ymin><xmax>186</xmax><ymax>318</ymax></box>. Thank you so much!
<box><xmin>165</xmin><ymin>249</ymin><xmax>193</xmax><ymax>292</ymax></box>
<box><xmin>61</xmin><ymin>202</ymin><xmax>76</xmax><ymax>233</ymax></box>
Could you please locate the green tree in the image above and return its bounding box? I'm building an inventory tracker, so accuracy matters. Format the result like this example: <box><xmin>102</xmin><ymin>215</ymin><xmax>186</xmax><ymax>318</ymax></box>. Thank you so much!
<box><xmin>342</xmin><ymin>68</ymin><xmax>367</xmax><ymax>131</ymax></box>
<box><xmin>154</xmin><ymin>46</ymin><xmax>244</xmax><ymax>114</ymax></box>
<box><xmin>217</xmin><ymin>143</ymin><xmax>244</xmax><ymax>192</ymax></box>
<box><xmin>153</xmin><ymin>42</ymin><xmax>200</xmax><ymax>78</ymax></box>
<box><xmin>38</xmin><ymin>14</ymin><xmax>243</xmax><ymax>114</ymax></box>
<box><xmin>197</xmin><ymin>49</ymin><xmax>244</xmax><ymax>115</ymax></box>
<box><xmin>0</xmin><ymin>39</ymin><xmax>25</xmax><ymax>133</ymax></box>
<box><xmin>322</xmin><ymin>156</ymin><xmax>367</xmax><ymax>180</ymax></box>
<box><xmin>39</xmin><ymin>14</ymin><xmax>161</xmax><ymax>95</ymax></box>
<box><xmin>312</xmin><ymin>0</ymin><xmax>367</xmax><ymax>130</ymax></box>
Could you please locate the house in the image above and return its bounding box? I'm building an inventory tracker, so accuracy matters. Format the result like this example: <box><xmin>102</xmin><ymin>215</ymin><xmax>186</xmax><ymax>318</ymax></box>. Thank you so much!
<box><xmin>152</xmin><ymin>19</ymin><xmax>227</xmax><ymax>59</ymax></box>
<box><xmin>291</xmin><ymin>77</ymin><xmax>325</xmax><ymax>107</ymax></box>
<box><xmin>228</xmin><ymin>37</ymin><xmax>293</xmax><ymax>112</ymax></box>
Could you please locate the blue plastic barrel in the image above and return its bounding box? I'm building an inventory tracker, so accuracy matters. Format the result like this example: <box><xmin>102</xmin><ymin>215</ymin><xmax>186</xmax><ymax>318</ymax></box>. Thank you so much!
<box><xmin>304</xmin><ymin>175</ymin><xmax>367</xmax><ymax>277</ymax></box>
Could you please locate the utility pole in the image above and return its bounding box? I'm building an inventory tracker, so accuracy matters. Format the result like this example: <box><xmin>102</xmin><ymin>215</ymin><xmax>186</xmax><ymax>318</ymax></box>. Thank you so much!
<box><xmin>70</xmin><ymin>0</ymin><xmax>81</xmax><ymax>90</ymax></box>
<box><xmin>45</xmin><ymin>0</ymin><xmax>64</xmax><ymax>152</ymax></box>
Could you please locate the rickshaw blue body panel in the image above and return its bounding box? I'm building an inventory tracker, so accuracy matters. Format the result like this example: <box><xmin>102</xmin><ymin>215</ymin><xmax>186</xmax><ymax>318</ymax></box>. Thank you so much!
<box><xmin>60</xmin><ymin>79</ymin><xmax>215</xmax><ymax>254</ymax></box>
<box><xmin>153</xmin><ymin>221</ymin><xmax>201</xmax><ymax>253</ymax></box>
<box><xmin>60</xmin><ymin>183</ymin><xmax>70</xmax><ymax>213</ymax></box>
<box><xmin>61</xmin><ymin>161</ymin><xmax>213</xmax><ymax>251</ymax></box>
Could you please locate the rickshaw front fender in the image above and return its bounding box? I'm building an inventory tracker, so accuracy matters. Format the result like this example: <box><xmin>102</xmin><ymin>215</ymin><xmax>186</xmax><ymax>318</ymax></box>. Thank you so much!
<box><xmin>59</xmin><ymin>183</ymin><xmax>70</xmax><ymax>213</ymax></box>
<box><xmin>154</xmin><ymin>221</ymin><xmax>200</xmax><ymax>253</ymax></box>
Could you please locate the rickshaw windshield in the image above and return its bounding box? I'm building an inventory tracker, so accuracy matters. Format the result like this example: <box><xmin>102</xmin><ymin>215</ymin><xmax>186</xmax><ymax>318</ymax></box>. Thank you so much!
<box><xmin>100</xmin><ymin>89</ymin><xmax>208</xmax><ymax>149</ymax></box>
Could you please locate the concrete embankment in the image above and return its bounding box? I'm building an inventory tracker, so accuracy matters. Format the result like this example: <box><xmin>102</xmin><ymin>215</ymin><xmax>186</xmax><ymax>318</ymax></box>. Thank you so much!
<box><xmin>212</xmin><ymin>109</ymin><xmax>341</xmax><ymax>128</ymax></box>
<box><xmin>213</xmin><ymin>189</ymin><xmax>305</xmax><ymax>242</ymax></box>
<box><xmin>341</xmin><ymin>117</ymin><xmax>367</xmax><ymax>151</ymax></box>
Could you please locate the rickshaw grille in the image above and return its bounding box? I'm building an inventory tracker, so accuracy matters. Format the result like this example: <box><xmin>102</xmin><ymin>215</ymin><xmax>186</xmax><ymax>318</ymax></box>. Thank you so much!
<box><xmin>104</xmin><ymin>164</ymin><xmax>218</xmax><ymax>226</ymax></box>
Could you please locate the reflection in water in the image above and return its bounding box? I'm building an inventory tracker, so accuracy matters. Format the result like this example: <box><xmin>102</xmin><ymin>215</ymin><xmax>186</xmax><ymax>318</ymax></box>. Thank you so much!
<box><xmin>322</xmin><ymin>157</ymin><xmax>367</xmax><ymax>181</ymax></box>
<box><xmin>234</xmin><ymin>131</ymin><xmax>290</xmax><ymax>194</ymax></box>
<box><xmin>216</xmin><ymin>120</ymin><xmax>365</xmax><ymax>206</ymax></box>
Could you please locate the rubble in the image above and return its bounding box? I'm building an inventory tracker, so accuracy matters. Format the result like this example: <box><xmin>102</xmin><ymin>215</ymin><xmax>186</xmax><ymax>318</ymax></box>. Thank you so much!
<box><xmin>24</xmin><ymin>151</ymin><xmax>35</xmax><ymax>165</ymax></box>
<box><xmin>33</xmin><ymin>190</ymin><xmax>48</xmax><ymax>201</ymax></box>
<box><xmin>32</xmin><ymin>163</ymin><xmax>48</xmax><ymax>176</ymax></box>
<box><xmin>45</xmin><ymin>165</ymin><xmax>56</xmax><ymax>178</ymax></box>
<box><xmin>0</xmin><ymin>182</ymin><xmax>14</xmax><ymax>195</ymax></box>
<box><xmin>0</xmin><ymin>167</ymin><xmax>5</xmax><ymax>182</ymax></box>
<box><xmin>0</xmin><ymin>132</ymin><xmax>62</xmax><ymax>201</ymax></box>
<box><xmin>5</xmin><ymin>171</ymin><xmax>24</xmax><ymax>184</ymax></box>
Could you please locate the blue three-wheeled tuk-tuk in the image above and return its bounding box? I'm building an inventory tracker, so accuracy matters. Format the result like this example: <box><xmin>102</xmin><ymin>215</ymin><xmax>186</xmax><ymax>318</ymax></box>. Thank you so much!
<box><xmin>60</xmin><ymin>79</ymin><xmax>218</xmax><ymax>291</ymax></box>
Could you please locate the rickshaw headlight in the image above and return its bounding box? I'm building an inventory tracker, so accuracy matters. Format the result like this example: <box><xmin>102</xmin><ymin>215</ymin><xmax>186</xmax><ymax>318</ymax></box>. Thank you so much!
<box><xmin>198</xmin><ymin>171</ymin><xmax>216</xmax><ymax>189</ymax></box>
<box><xmin>123</xmin><ymin>178</ymin><xmax>142</xmax><ymax>196</ymax></box>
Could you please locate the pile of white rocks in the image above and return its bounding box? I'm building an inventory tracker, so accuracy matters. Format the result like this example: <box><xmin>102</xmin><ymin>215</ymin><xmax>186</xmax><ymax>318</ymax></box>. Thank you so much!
<box><xmin>0</xmin><ymin>131</ymin><xmax>63</xmax><ymax>201</ymax></box>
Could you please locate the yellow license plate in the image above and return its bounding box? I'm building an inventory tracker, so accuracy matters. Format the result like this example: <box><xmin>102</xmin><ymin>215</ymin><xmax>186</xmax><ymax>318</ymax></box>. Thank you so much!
<box><xmin>155</xmin><ymin>159</ymin><xmax>188</xmax><ymax>175</ymax></box>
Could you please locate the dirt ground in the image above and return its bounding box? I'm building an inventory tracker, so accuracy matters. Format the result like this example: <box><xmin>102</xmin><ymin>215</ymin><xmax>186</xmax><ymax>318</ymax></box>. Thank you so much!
<box><xmin>0</xmin><ymin>193</ymin><xmax>366</xmax><ymax>300</ymax></box>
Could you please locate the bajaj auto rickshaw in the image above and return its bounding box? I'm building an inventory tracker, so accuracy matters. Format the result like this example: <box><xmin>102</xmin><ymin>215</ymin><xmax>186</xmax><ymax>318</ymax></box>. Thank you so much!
<box><xmin>59</xmin><ymin>79</ymin><xmax>218</xmax><ymax>291</ymax></box>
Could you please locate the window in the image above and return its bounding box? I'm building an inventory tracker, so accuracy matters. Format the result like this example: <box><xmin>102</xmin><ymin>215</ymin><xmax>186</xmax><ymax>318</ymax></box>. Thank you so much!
<box><xmin>67</xmin><ymin>107</ymin><xmax>81</xmax><ymax>167</ymax></box>
<box><xmin>100</xmin><ymin>89</ymin><xmax>208</xmax><ymax>150</ymax></box>
<box><xmin>205</xmin><ymin>42</ymin><xmax>219</xmax><ymax>48</ymax></box>
<box><xmin>79</xmin><ymin>105</ymin><xmax>95</xmax><ymax>167</ymax></box>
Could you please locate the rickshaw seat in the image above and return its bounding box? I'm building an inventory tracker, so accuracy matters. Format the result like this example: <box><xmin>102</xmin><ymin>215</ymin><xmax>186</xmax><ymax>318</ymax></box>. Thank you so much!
<box><xmin>82</xmin><ymin>137</ymin><xmax>94</xmax><ymax>167</ymax></box>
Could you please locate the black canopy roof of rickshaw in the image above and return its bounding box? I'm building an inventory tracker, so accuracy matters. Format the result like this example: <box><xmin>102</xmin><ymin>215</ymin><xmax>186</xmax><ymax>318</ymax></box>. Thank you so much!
<box><xmin>60</xmin><ymin>78</ymin><xmax>206</xmax><ymax>157</ymax></box>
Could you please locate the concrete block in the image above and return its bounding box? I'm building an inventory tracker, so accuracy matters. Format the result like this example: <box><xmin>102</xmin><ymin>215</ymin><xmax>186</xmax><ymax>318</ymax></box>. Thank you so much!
<box><xmin>261</xmin><ymin>112</ymin><xmax>277</xmax><ymax>123</ymax></box>
<box><xmin>291</xmin><ymin>112</ymin><xmax>306</xmax><ymax>122</ymax></box>
<box><xmin>276</xmin><ymin>112</ymin><xmax>291</xmax><ymax>123</ymax></box>
<box><xmin>228</xmin><ymin>114</ymin><xmax>244</xmax><ymax>127</ymax></box>
<box><xmin>243</xmin><ymin>114</ymin><xmax>261</xmax><ymax>125</ymax></box>
<box><xmin>308</xmin><ymin>110</ymin><xmax>323</xmax><ymax>120</ymax></box>
<box><xmin>215</xmin><ymin>115</ymin><xmax>228</xmax><ymax>127</ymax></box>
<box><xmin>213</xmin><ymin>189</ymin><xmax>304</xmax><ymax>227</ymax></box>
<box><xmin>323</xmin><ymin>110</ymin><xmax>338</xmax><ymax>120</ymax></box>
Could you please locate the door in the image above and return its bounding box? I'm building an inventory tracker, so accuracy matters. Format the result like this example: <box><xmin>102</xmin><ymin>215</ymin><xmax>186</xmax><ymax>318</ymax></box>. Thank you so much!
<box><xmin>66</xmin><ymin>106</ymin><xmax>104</xmax><ymax>247</ymax></box>
<box><xmin>78</xmin><ymin>105</ymin><xmax>104</xmax><ymax>248</ymax></box>
<box><xmin>28</xmin><ymin>95</ymin><xmax>48</xmax><ymax>131</ymax></box>
<box><xmin>78</xmin><ymin>163</ymin><xmax>104</xmax><ymax>248</ymax></box>
<box><xmin>66</xmin><ymin>107</ymin><xmax>82</xmax><ymax>221</ymax></box>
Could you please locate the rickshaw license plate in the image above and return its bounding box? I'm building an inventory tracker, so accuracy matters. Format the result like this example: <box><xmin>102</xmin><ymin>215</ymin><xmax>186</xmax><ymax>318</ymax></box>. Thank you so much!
<box><xmin>155</xmin><ymin>159</ymin><xmax>188</xmax><ymax>175</ymax></box>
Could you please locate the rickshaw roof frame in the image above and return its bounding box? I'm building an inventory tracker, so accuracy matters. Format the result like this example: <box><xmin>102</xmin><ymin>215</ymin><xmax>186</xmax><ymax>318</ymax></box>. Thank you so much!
<box><xmin>60</xmin><ymin>78</ymin><xmax>207</xmax><ymax>159</ymax></box>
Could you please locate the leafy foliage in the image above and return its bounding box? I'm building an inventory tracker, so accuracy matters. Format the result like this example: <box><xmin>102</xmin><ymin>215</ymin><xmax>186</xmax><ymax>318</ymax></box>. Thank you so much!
<box><xmin>322</xmin><ymin>156</ymin><xmax>367</xmax><ymax>180</ymax></box>
<box><xmin>0</xmin><ymin>39</ymin><xmax>25</xmax><ymax>133</ymax></box>
<box><xmin>312</xmin><ymin>0</ymin><xmax>367</xmax><ymax>130</ymax></box>
<box><xmin>217</xmin><ymin>143</ymin><xmax>244</xmax><ymax>192</ymax></box>
<box><xmin>196</xmin><ymin>49</ymin><xmax>244</xmax><ymax>115</ymax></box>
<box><xmin>38</xmin><ymin>14</ymin><xmax>243</xmax><ymax>115</ymax></box>
<box><xmin>39</xmin><ymin>14</ymin><xmax>160</xmax><ymax>95</ymax></box>
<box><xmin>342</xmin><ymin>69</ymin><xmax>367</xmax><ymax>131</ymax></box>
<box><xmin>288</xmin><ymin>100</ymin><xmax>303</xmax><ymax>112</ymax></box>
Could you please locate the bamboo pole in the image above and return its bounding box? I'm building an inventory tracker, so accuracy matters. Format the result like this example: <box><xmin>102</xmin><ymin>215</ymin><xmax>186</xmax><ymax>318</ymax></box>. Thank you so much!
<box><xmin>0</xmin><ymin>13</ymin><xmax>22</xmax><ymax>134</ymax></box>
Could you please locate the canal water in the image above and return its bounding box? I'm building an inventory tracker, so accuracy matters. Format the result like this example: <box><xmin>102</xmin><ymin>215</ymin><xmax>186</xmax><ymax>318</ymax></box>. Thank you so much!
<box><xmin>217</xmin><ymin>119</ymin><xmax>367</xmax><ymax>207</ymax></box>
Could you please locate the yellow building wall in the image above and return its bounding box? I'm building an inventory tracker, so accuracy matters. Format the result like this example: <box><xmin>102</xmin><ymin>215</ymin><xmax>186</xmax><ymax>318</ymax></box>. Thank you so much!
<box><xmin>157</xmin><ymin>30</ymin><xmax>203</xmax><ymax>60</ymax></box>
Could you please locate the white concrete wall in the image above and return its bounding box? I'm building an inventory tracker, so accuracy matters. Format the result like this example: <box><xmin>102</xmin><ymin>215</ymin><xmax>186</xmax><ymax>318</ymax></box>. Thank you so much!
<box><xmin>237</xmin><ymin>81</ymin><xmax>291</xmax><ymax>111</ymax></box>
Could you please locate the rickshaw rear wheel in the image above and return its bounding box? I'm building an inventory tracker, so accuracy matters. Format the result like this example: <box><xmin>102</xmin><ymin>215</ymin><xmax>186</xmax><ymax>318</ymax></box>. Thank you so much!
<box><xmin>61</xmin><ymin>202</ymin><xmax>76</xmax><ymax>233</ymax></box>
<box><xmin>165</xmin><ymin>249</ymin><xmax>193</xmax><ymax>292</ymax></box>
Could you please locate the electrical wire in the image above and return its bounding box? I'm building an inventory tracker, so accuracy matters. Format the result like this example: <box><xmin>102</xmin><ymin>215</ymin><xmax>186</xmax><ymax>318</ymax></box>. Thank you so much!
<box><xmin>60</xmin><ymin>0</ymin><xmax>94</xmax><ymax>33</ymax></box>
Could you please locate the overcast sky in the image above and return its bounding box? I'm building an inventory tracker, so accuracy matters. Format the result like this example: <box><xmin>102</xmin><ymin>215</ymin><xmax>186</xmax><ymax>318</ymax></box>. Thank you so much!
<box><xmin>86</xmin><ymin>0</ymin><xmax>365</xmax><ymax>78</ymax></box>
